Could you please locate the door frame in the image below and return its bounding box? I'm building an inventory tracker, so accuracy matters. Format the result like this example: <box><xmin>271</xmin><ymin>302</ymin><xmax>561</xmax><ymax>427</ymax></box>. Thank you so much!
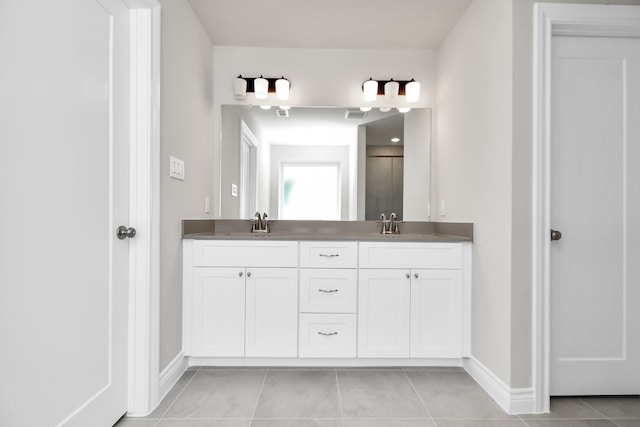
<box><xmin>125</xmin><ymin>0</ymin><xmax>162</xmax><ymax>416</ymax></box>
<box><xmin>532</xmin><ymin>2</ymin><xmax>640</xmax><ymax>414</ymax></box>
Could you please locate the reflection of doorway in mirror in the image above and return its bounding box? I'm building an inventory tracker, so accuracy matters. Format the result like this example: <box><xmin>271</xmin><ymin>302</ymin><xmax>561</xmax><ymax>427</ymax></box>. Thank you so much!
<box><xmin>280</xmin><ymin>162</ymin><xmax>340</xmax><ymax>220</ymax></box>
<box><xmin>239</xmin><ymin>121</ymin><xmax>258</xmax><ymax>219</ymax></box>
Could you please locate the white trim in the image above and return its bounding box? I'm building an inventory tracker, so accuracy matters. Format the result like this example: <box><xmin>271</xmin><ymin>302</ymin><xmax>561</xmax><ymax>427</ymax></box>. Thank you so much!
<box><xmin>464</xmin><ymin>357</ymin><xmax>535</xmax><ymax>415</ymax></box>
<box><xmin>127</xmin><ymin>1</ymin><xmax>161</xmax><ymax>417</ymax></box>
<box><xmin>532</xmin><ymin>2</ymin><xmax>640</xmax><ymax>415</ymax></box>
<box><xmin>187</xmin><ymin>357</ymin><xmax>464</xmax><ymax>368</ymax></box>
<box><xmin>158</xmin><ymin>352</ymin><xmax>188</xmax><ymax>402</ymax></box>
<box><xmin>461</xmin><ymin>242</ymin><xmax>472</xmax><ymax>357</ymax></box>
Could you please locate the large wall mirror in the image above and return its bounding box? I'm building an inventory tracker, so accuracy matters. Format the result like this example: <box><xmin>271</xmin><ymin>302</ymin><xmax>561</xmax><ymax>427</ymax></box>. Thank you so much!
<box><xmin>219</xmin><ymin>105</ymin><xmax>431</xmax><ymax>221</ymax></box>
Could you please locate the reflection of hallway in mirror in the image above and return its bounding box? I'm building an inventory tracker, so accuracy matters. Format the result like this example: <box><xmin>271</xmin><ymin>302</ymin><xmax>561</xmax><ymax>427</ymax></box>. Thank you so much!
<box><xmin>365</xmin><ymin>145</ymin><xmax>404</xmax><ymax>220</ymax></box>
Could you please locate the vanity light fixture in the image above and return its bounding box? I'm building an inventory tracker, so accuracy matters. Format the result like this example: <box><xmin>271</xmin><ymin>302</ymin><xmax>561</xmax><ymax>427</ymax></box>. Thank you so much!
<box><xmin>405</xmin><ymin>79</ymin><xmax>421</xmax><ymax>103</ymax></box>
<box><xmin>384</xmin><ymin>80</ymin><xmax>399</xmax><ymax>101</ymax></box>
<box><xmin>363</xmin><ymin>78</ymin><xmax>378</xmax><ymax>102</ymax></box>
<box><xmin>361</xmin><ymin>78</ymin><xmax>421</xmax><ymax>103</ymax></box>
<box><xmin>234</xmin><ymin>75</ymin><xmax>291</xmax><ymax>101</ymax></box>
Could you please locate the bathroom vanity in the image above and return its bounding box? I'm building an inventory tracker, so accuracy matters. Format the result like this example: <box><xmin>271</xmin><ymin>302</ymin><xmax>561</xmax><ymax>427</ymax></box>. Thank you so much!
<box><xmin>182</xmin><ymin>220</ymin><xmax>472</xmax><ymax>367</ymax></box>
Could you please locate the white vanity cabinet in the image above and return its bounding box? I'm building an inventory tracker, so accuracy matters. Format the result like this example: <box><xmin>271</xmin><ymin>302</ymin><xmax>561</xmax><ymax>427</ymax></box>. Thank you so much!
<box><xmin>183</xmin><ymin>240</ymin><xmax>298</xmax><ymax>358</ymax></box>
<box><xmin>183</xmin><ymin>237</ymin><xmax>470</xmax><ymax>365</ymax></box>
<box><xmin>298</xmin><ymin>242</ymin><xmax>357</xmax><ymax>358</ymax></box>
<box><xmin>245</xmin><ymin>267</ymin><xmax>298</xmax><ymax>357</ymax></box>
<box><xmin>358</xmin><ymin>242</ymin><xmax>467</xmax><ymax>359</ymax></box>
<box><xmin>358</xmin><ymin>268</ymin><xmax>411</xmax><ymax>357</ymax></box>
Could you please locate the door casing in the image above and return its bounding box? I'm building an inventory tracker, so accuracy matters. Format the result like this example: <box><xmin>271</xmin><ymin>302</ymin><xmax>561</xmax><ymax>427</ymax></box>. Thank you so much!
<box><xmin>532</xmin><ymin>2</ymin><xmax>640</xmax><ymax>414</ymax></box>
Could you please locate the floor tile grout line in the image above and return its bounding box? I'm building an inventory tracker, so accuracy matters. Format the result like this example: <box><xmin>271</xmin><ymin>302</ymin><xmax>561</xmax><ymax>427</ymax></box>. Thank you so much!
<box><xmin>403</xmin><ymin>369</ymin><xmax>436</xmax><ymax>423</ymax></box>
<box><xmin>334</xmin><ymin>368</ymin><xmax>345</xmax><ymax>427</ymax></box>
<box><xmin>249</xmin><ymin>367</ymin><xmax>269</xmax><ymax>421</ymax></box>
<box><xmin>579</xmin><ymin>397</ymin><xmax>616</xmax><ymax>421</ymax></box>
<box><xmin>517</xmin><ymin>414</ymin><xmax>533</xmax><ymax>427</ymax></box>
<box><xmin>156</xmin><ymin>366</ymin><xmax>200</xmax><ymax>421</ymax></box>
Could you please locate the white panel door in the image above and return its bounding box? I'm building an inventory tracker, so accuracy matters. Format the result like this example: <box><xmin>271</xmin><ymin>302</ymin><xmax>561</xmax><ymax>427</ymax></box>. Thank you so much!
<box><xmin>550</xmin><ymin>36</ymin><xmax>640</xmax><ymax>395</ymax></box>
<box><xmin>245</xmin><ymin>268</ymin><xmax>298</xmax><ymax>357</ymax></box>
<box><xmin>192</xmin><ymin>268</ymin><xmax>245</xmax><ymax>356</ymax></box>
<box><xmin>410</xmin><ymin>269</ymin><xmax>463</xmax><ymax>358</ymax></box>
<box><xmin>358</xmin><ymin>269</ymin><xmax>411</xmax><ymax>358</ymax></box>
<box><xmin>0</xmin><ymin>0</ymin><xmax>130</xmax><ymax>425</ymax></box>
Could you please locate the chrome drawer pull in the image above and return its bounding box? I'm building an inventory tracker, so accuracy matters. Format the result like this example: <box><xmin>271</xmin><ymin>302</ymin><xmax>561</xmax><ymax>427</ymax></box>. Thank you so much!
<box><xmin>317</xmin><ymin>331</ymin><xmax>338</xmax><ymax>336</ymax></box>
<box><xmin>319</xmin><ymin>254</ymin><xmax>339</xmax><ymax>257</ymax></box>
<box><xmin>318</xmin><ymin>289</ymin><xmax>339</xmax><ymax>293</ymax></box>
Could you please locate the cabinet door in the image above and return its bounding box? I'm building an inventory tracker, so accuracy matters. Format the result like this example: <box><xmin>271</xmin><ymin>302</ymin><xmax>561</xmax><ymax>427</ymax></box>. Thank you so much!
<box><xmin>358</xmin><ymin>269</ymin><xmax>411</xmax><ymax>358</ymax></box>
<box><xmin>410</xmin><ymin>269</ymin><xmax>463</xmax><ymax>358</ymax></box>
<box><xmin>246</xmin><ymin>268</ymin><xmax>298</xmax><ymax>357</ymax></box>
<box><xmin>191</xmin><ymin>267</ymin><xmax>245</xmax><ymax>356</ymax></box>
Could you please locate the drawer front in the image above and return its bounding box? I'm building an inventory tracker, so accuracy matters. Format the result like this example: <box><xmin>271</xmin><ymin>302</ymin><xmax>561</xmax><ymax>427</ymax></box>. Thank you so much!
<box><xmin>299</xmin><ymin>269</ymin><xmax>357</xmax><ymax>313</ymax></box>
<box><xmin>299</xmin><ymin>314</ymin><xmax>356</xmax><ymax>358</ymax></box>
<box><xmin>299</xmin><ymin>241</ymin><xmax>357</xmax><ymax>268</ymax></box>
<box><xmin>359</xmin><ymin>242</ymin><xmax>462</xmax><ymax>269</ymax></box>
<box><xmin>193</xmin><ymin>240</ymin><xmax>298</xmax><ymax>267</ymax></box>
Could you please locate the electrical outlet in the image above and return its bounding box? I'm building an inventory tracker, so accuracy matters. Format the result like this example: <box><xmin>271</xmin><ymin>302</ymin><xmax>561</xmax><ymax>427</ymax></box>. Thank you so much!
<box><xmin>440</xmin><ymin>200</ymin><xmax>446</xmax><ymax>216</ymax></box>
<box><xmin>204</xmin><ymin>196</ymin><xmax>211</xmax><ymax>214</ymax></box>
<box><xmin>231</xmin><ymin>184</ymin><xmax>238</xmax><ymax>197</ymax></box>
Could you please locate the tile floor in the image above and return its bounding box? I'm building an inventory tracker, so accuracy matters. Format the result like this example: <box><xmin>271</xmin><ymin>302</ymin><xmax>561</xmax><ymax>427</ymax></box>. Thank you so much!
<box><xmin>115</xmin><ymin>367</ymin><xmax>640</xmax><ymax>427</ymax></box>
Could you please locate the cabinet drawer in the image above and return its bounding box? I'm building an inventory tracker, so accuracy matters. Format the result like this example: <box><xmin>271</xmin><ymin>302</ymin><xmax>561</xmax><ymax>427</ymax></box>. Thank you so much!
<box><xmin>359</xmin><ymin>242</ymin><xmax>462</xmax><ymax>269</ymax></box>
<box><xmin>299</xmin><ymin>314</ymin><xmax>356</xmax><ymax>358</ymax></box>
<box><xmin>299</xmin><ymin>241</ymin><xmax>357</xmax><ymax>268</ymax></box>
<box><xmin>299</xmin><ymin>269</ymin><xmax>357</xmax><ymax>313</ymax></box>
<box><xmin>193</xmin><ymin>240</ymin><xmax>298</xmax><ymax>267</ymax></box>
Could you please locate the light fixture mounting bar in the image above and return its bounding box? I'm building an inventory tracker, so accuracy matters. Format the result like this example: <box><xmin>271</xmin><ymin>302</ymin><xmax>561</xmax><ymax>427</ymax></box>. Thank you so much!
<box><xmin>361</xmin><ymin>79</ymin><xmax>414</xmax><ymax>96</ymax></box>
<box><xmin>238</xmin><ymin>75</ymin><xmax>290</xmax><ymax>94</ymax></box>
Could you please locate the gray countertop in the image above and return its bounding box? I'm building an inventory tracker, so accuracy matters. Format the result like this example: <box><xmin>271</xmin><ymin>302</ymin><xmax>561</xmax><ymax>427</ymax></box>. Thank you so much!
<box><xmin>182</xmin><ymin>220</ymin><xmax>473</xmax><ymax>243</ymax></box>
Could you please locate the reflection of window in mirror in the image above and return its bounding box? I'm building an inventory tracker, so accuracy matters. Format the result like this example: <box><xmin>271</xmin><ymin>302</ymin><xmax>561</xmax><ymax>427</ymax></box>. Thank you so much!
<box><xmin>280</xmin><ymin>162</ymin><xmax>340</xmax><ymax>220</ymax></box>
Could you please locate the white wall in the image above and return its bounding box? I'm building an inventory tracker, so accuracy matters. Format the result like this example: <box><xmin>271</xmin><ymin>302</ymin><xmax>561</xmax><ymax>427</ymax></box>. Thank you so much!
<box><xmin>435</xmin><ymin>0</ymin><xmax>514</xmax><ymax>385</ymax></box>
<box><xmin>158</xmin><ymin>0</ymin><xmax>214</xmax><ymax>371</ymax></box>
<box><xmin>212</xmin><ymin>47</ymin><xmax>437</xmax><ymax>217</ymax></box>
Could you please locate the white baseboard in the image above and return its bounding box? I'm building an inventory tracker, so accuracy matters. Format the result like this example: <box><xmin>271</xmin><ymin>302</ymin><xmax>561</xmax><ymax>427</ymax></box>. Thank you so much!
<box><xmin>464</xmin><ymin>356</ymin><xmax>535</xmax><ymax>414</ymax></box>
<box><xmin>187</xmin><ymin>356</ymin><xmax>464</xmax><ymax>368</ymax></box>
<box><xmin>158</xmin><ymin>352</ymin><xmax>187</xmax><ymax>403</ymax></box>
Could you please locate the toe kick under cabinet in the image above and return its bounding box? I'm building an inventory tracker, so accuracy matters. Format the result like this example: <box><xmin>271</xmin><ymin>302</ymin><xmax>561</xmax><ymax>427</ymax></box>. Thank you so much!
<box><xmin>183</xmin><ymin>239</ymin><xmax>471</xmax><ymax>365</ymax></box>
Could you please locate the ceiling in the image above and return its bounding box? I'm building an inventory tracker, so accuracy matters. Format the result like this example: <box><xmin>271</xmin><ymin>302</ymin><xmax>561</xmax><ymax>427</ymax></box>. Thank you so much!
<box><xmin>232</xmin><ymin>106</ymin><xmax>406</xmax><ymax>146</ymax></box>
<box><xmin>188</xmin><ymin>0</ymin><xmax>473</xmax><ymax>49</ymax></box>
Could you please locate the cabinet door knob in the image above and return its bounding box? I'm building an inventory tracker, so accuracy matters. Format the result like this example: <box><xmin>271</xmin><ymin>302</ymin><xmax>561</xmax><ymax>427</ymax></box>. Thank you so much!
<box><xmin>238</xmin><ymin>271</ymin><xmax>243</xmax><ymax>277</ymax></box>
<box><xmin>247</xmin><ymin>271</ymin><xmax>252</xmax><ymax>277</ymax></box>
<box><xmin>406</xmin><ymin>273</ymin><xmax>410</xmax><ymax>278</ymax></box>
<box><xmin>414</xmin><ymin>273</ymin><xmax>419</xmax><ymax>279</ymax></box>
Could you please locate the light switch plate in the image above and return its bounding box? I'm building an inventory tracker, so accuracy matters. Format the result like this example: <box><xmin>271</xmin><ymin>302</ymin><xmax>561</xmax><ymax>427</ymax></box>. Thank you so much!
<box><xmin>231</xmin><ymin>184</ymin><xmax>238</xmax><ymax>197</ymax></box>
<box><xmin>169</xmin><ymin>156</ymin><xmax>185</xmax><ymax>181</ymax></box>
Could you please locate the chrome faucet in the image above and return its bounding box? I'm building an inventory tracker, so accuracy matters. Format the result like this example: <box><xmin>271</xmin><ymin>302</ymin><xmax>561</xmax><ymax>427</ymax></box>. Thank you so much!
<box><xmin>379</xmin><ymin>213</ymin><xmax>387</xmax><ymax>234</ymax></box>
<box><xmin>389</xmin><ymin>212</ymin><xmax>399</xmax><ymax>234</ymax></box>
<box><xmin>379</xmin><ymin>212</ymin><xmax>401</xmax><ymax>234</ymax></box>
<box><xmin>251</xmin><ymin>212</ymin><xmax>270</xmax><ymax>233</ymax></box>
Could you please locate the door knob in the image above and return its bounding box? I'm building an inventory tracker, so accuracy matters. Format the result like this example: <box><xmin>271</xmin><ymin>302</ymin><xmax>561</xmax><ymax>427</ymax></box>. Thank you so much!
<box><xmin>116</xmin><ymin>226</ymin><xmax>136</xmax><ymax>240</ymax></box>
<box><xmin>550</xmin><ymin>229</ymin><xmax>562</xmax><ymax>241</ymax></box>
